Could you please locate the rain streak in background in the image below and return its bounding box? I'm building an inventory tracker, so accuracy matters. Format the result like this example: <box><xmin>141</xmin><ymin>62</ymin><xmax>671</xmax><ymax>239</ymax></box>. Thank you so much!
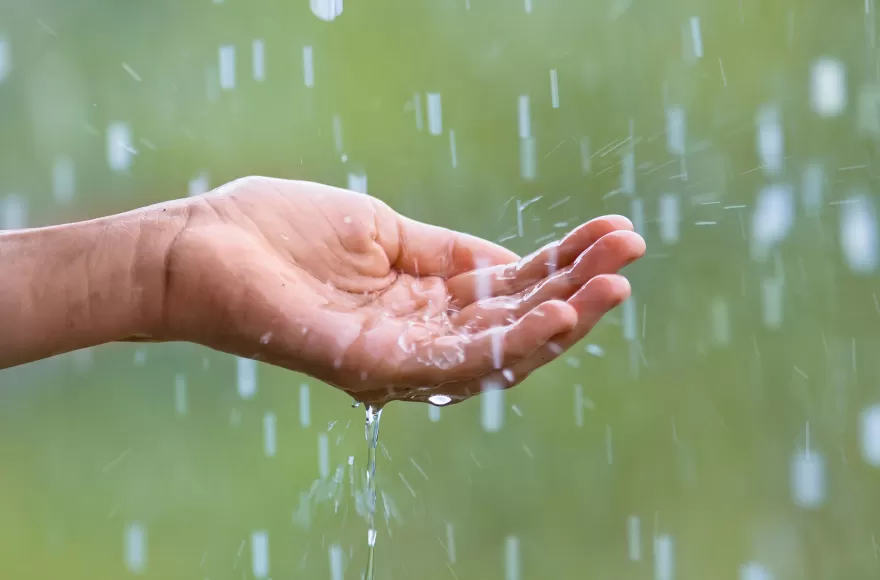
<box><xmin>2</xmin><ymin>0</ymin><xmax>880</xmax><ymax>579</ymax></box>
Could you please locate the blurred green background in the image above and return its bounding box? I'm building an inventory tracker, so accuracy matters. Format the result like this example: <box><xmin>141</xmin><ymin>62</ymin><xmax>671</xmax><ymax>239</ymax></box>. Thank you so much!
<box><xmin>2</xmin><ymin>0</ymin><xmax>880</xmax><ymax>578</ymax></box>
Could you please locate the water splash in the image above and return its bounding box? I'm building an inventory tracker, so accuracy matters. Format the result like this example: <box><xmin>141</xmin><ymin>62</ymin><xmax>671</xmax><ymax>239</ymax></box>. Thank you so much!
<box><xmin>364</xmin><ymin>404</ymin><xmax>384</xmax><ymax>580</ymax></box>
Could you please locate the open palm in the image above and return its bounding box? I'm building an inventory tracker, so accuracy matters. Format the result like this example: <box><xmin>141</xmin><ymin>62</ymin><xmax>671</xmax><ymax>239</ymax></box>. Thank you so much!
<box><xmin>163</xmin><ymin>177</ymin><xmax>645</xmax><ymax>406</ymax></box>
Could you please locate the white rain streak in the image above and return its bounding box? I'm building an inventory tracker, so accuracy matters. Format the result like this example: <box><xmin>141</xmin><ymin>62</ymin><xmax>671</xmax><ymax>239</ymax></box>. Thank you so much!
<box><xmin>188</xmin><ymin>172</ymin><xmax>209</xmax><ymax>196</ymax></box>
<box><xmin>658</xmin><ymin>194</ymin><xmax>681</xmax><ymax>244</ymax></box>
<box><xmin>622</xmin><ymin>297</ymin><xmax>637</xmax><ymax>342</ymax></box>
<box><xmin>791</xmin><ymin>450</ymin><xmax>825</xmax><ymax>509</ymax></box>
<box><xmin>631</xmin><ymin>198</ymin><xmax>645</xmax><ymax>235</ymax></box>
<box><xmin>858</xmin><ymin>83</ymin><xmax>880</xmax><ymax>138</ymax></box>
<box><xmin>124</xmin><ymin>522</ymin><xmax>147</xmax><ymax>574</ymax></box>
<box><xmin>740</xmin><ymin>562</ymin><xmax>774</xmax><ymax>580</ymax></box>
<box><xmin>627</xmin><ymin>516</ymin><xmax>641</xmax><ymax>561</ymax></box>
<box><xmin>174</xmin><ymin>374</ymin><xmax>187</xmax><ymax>416</ymax></box>
<box><xmin>810</xmin><ymin>58</ymin><xmax>846</xmax><ymax>117</ymax></box>
<box><xmin>332</xmin><ymin>115</ymin><xmax>343</xmax><ymax>152</ymax></box>
<box><xmin>107</xmin><ymin>122</ymin><xmax>134</xmax><ymax>172</ymax></box>
<box><xmin>761</xmin><ymin>277</ymin><xmax>784</xmax><ymax>329</ymax></box>
<box><xmin>520</xmin><ymin>137</ymin><xmax>537</xmax><ymax>181</ymax></box>
<box><xmin>414</xmin><ymin>92</ymin><xmax>424</xmax><ymax>131</ymax></box>
<box><xmin>252</xmin><ymin>39</ymin><xmax>265</xmax><ymax>82</ymax></box>
<box><xmin>2</xmin><ymin>194</ymin><xmax>27</xmax><ymax>229</ymax></box>
<box><xmin>549</xmin><ymin>69</ymin><xmax>560</xmax><ymax>108</ymax></box>
<box><xmin>505</xmin><ymin>536</ymin><xmax>521</xmax><ymax>580</ymax></box>
<box><xmin>446</xmin><ymin>522</ymin><xmax>457</xmax><ymax>563</ymax></box>
<box><xmin>329</xmin><ymin>544</ymin><xmax>344</xmax><ymax>580</ymax></box>
<box><xmin>299</xmin><ymin>384</ymin><xmax>311</xmax><ymax>428</ymax></box>
<box><xmin>449</xmin><ymin>130</ymin><xmax>458</xmax><ymax>168</ymax></box>
<box><xmin>347</xmin><ymin>172</ymin><xmax>367</xmax><ymax>193</ymax></box>
<box><xmin>689</xmin><ymin>17</ymin><xmax>703</xmax><ymax>58</ymax></box>
<box><xmin>756</xmin><ymin>106</ymin><xmax>784</xmax><ymax>174</ymax></box>
<box><xmin>585</xmin><ymin>344</ymin><xmax>605</xmax><ymax>357</ymax></box>
<box><xmin>620</xmin><ymin>148</ymin><xmax>635</xmax><ymax>195</ymax></box>
<box><xmin>579</xmin><ymin>137</ymin><xmax>591</xmax><ymax>173</ymax></box>
<box><xmin>251</xmin><ymin>530</ymin><xmax>269</xmax><ymax>578</ymax></box>
<box><xmin>524</xmin><ymin>0</ymin><xmax>533</xmax><ymax>14</ymax></box>
<box><xmin>310</xmin><ymin>0</ymin><xmax>343</xmax><ymax>22</ymax></box>
<box><xmin>218</xmin><ymin>45</ymin><xmax>235</xmax><ymax>91</ymax></box>
<box><xmin>653</xmin><ymin>535</ymin><xmax>674</xmax><ymax>580</ymax></box>
<box><xmin>574</xmin><ymin>385</ymin><xmax>584</xmax><ymax>427</ymax></box>
<box><xmin>518</xmin><ymin>96</ymin><xmax>531</xmax><ymax>139</ymax></box>
<box><xmin>318</xmin><ymin>433</ymin><xmax>330</xmax><ymax>478</ymax></box>
<box><xmin>666</xmin><ymin>107</ymin><xmax>686</xmax><ymax>156</ymax></box>
<box><xmin>710</xmin><ymin>297</ymin><xmax>731</xmax><ymax>346</ymax></box>
<box><xmin>426</xmin><ymin>92</ymin><xmax>443</xmax><ymax>136</ymax></box>
<box><xmin>237</xmin><ymin>357</ymin><xmax>257</xmax><ymax>399</ymax></box>
<box><xmin>750</xmin><ymin>184</ymin><xmax>793</xmax><ymax>260</ymax></box>
<box><xmin>263</xmin><ymin>413</ymin><xmax>277</xmax><ymax>458</ymax></box>
<box><xmin>428</xmin><ymin>404</ymin><xmax>441</xmax><ymax>422</ymax></box>
<box><xmin>801</xmin><ymin>163</ymin><xmax>824</xmax><ymax>215</ymax></box>
<box><xmin>52</xmin><ymin>156</ymin><xmax>75</xmax><ymax>203</ymax></box>
<box><xmin>0</xmin><ymin>36</ymin><xmax>9</xmax><ymax>84</ymax></box>
<box><xmin>481</xmin><ymin>378</ymin><xmax>505</xmax><ymax>432</ymax></box>
<box><xmin>303</xmin><ymin>46</ymin><xmax>315</xmax><ymax>88</ymax></box>
<box><xmin>859</xmin><ymin>405</ymin><xmax>880</xmax><ymax>466</ymax></box>
<box><xmin>840</xmin><ymin>194</ymin><xmax>878</xmax><ymax>274</ymax></box>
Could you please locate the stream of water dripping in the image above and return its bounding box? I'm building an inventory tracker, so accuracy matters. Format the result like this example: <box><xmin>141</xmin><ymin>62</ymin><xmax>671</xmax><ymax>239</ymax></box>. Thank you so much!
<box><xmin>364</xmin><ymin>404</ymin><xmax>383</xmax><ymax>580</ymax></box>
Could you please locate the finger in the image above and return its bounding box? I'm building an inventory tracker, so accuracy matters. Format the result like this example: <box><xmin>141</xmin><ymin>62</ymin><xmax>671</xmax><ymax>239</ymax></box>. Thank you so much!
<box><xmin>447</xmin><ymin>214</ymin><xmax>633</xmax><ymax>307</ymax></box>
<box><xmin>399</xmin><ymin>300</ymin><xmax>577</xmax><ymax>386</ymax></box>
<box><xmin>503</xmin><ymin>274</ymin><xmax>632</xmax><ymax>378</ymax></box>
<box><xmin>452</xmin><ymin>230</ymin><xmax>645</xmax><ymax>329</ymax></box>
<box><xmin>393</xmin><ymin>216</ymin><xmax>520</xmax><ymax>278</ymax></box>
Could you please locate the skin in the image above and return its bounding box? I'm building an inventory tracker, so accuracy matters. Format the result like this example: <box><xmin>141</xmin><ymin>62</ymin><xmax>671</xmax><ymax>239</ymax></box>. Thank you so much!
<box><xmin>0</xmin><ymin>177</ymin><xmax>646</xmax><ymax>406</ymax></box>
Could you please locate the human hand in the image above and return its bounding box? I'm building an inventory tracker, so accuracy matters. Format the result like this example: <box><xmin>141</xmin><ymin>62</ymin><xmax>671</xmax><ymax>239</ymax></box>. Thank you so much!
<box><xmin>161</xmin><ymin>177</ymin><xmax>645</xmax><ymax>405</ymax></box>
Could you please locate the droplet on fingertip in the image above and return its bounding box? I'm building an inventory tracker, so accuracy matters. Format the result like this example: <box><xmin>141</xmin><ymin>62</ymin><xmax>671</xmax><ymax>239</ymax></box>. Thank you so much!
<box><xmin>428</xmin><ymin>394</ymin><xmax>452</xmax><ymax>406</ymax></box>
<box><xmin>260</xmin><ymin>332</ymin><xmax>272</xmax><ymax>345</ymax></box>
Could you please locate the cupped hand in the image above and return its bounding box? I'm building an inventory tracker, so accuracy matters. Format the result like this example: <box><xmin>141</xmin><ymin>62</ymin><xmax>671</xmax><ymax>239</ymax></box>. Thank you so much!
<box><xmin>162</xmin><ymin>177</ymin><xmax>645</xmax><ymax>405</ymax></box>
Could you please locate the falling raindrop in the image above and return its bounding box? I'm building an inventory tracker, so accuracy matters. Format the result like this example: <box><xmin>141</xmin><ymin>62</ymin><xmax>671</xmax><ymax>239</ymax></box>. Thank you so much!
<box><xmin>310</xmin><ymin>0</ymin><xmax>343</xmax><ymax>21</ymax></box>
<box><xmin>300</xmin><ymin>384</ymin><xmax>311</xmax><ymax>428</ymax></box>
<box><xmin>756</xmin><ymin>106</ymin><xmax>784</xmax><ymax>174</ymax></box>
<box><xmin>505</xmin><ymin>536</ymin><xmax>520</xmax><ymax>580</ymax></box>
<box><xmin>658</xmin><ymin>194</ymin><xmax>681</xmax><ymax>244</ymax></box>
<box><xmin>252</xmin><ymin>39</ymin><xmax>265</xmax><ymax>82</ymax></box>
<box><xmin>0</xmin><ymin>36</ymin><xmax>9</xmax><ymax>83</ymax></box>
<box><xmin>653</xmin><ymin>535</ymin><xmax>674</xmax><ymax>580</ymax></box>
<box><xmin>549</xmin><ymin>69</ymin><xmax>560</xmax><ymax>108</ymax></box>
<box><xmin>751</xmin><ymin>184</ymin><xmax>794</xmax><ymax>260</ymax></box>
<box><xmin>123</xmin><ymin>522</ymin><xmax>147</xmax><ymax>574</ymax></box>
<box><xmin>348</xmin><ymin>172</ymin><xmax>367</xmax><ymax>193</ymax></box>
<box><xmin>303</xmin><ymin>46</ymin><xmax>315</xmax><ymax>88</ymax></box>
<box><xmin>2</xmin><ymin>194</ymin><xmax>27</xmax><ymax>229</ymax></box>
<box><xmin>790</xmin><ymin>449</ymin><xmax>825</xmax><ymax>509</ymax></box>
<box><xmin>810</xmin><ymin>58</ymin><xmax>846</xmax><ymax>117</ymax></box>
<box><xmin>426</xmin><ymin>93</ymin><xmax>443</xmax><ymax>135</ymax></box>
<box><xmin>218</xmin><ymin>45</ymin><xmax>235</xmax><ymax>91</ymax></box>
<box><xmin>839</xmin><ymin>194</ymin><xmax>877</xmax><ymax>274</ymax></box>
<box><xmin>329</xmin><ymin>544</ymin><xmax>344</xmax><ymax>580</ymax></box>
<box><xmin>251</xmin><ymin>531</ymin><xmax>269</xmax><ymax>578</ymax></box>
<box><xmin>263</xmin><ymin>413</ymin><xmax>277</xmax><ymax>458</ymax></box>
<box><xmin>236</xmin><ymin>357</ymin><xmax>257</xmax><ymax>399</ymax></box>
<box><xmin>107</xmin><ymin>122</ymin><xmax>135</xmax><ymax>172</ymax></box>
<box><xmin>174</xmin><ymin>374</ymin><xmax>187</xmax><ymax>416</ymax></box>
<box><xmin>859</xmin><ymin>405</ymin><xmax>880</xmax><ymax>466</ymax></box>
<box><xmin>627</xmin><ymin>516</ymin><xmax>641</xmax><ymax>561</ymax></box>
<box><xmin>481</xmin><ymin>377</ymin><xmax>505</xmax><ymax>432</ymax></box>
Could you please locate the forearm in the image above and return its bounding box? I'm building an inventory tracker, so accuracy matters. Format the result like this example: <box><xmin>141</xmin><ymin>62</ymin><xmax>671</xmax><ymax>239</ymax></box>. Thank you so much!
<box><xmin>0</xmin><ymin>202</ymin><xmax>189</xmax><ymax>368</ymax></box>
